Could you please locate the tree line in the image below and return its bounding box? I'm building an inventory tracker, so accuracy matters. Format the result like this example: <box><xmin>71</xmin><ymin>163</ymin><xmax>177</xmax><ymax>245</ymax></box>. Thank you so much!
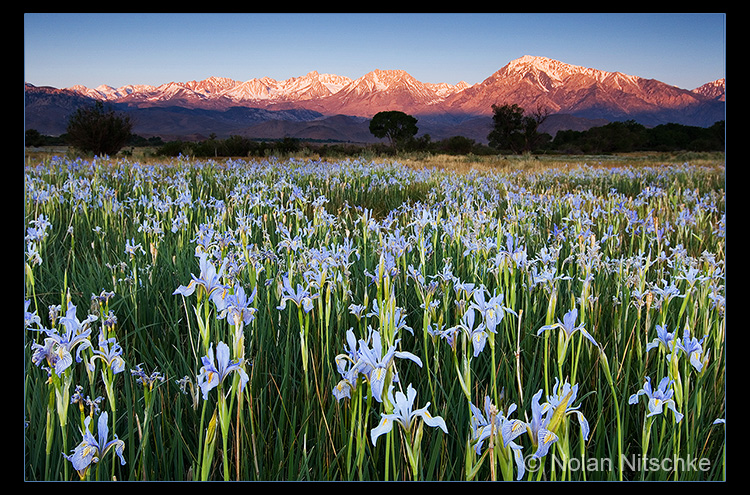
<box><xmin>484</xmin><ymin>103</ymin><xmax>724</xmax><ymax>154</ymax></box>
<box><xmin>25</xmin><ymin>101</ymin><xmax>724</xmax><ymax>158</ymax></box>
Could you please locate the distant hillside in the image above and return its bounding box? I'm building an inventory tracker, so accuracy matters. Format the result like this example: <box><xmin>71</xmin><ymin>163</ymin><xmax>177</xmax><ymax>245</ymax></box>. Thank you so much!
<box><xmin>25</xmin><ymin>55</ymin><xmax>724</xmax><ymax>143</ymax></box>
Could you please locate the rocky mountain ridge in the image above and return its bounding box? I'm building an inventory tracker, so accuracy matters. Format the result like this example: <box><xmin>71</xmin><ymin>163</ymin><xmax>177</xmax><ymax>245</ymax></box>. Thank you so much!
<box><xmin>25</xmin><ymin>55</ymin><xmax>725</xmax><ymax>143</ymax></box>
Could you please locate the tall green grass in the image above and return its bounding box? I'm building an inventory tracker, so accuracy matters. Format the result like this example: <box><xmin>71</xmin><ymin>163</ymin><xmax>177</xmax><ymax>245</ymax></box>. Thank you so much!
<box><xmin>24</xmin><ymin>155</ymin><xmax>725</xmax><ymax>481</ymax></box>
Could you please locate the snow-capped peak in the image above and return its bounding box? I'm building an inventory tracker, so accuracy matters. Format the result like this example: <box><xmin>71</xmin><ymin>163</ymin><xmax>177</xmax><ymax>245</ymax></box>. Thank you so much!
<box><xmin>505</xmin><ymin>55</ymin><xmax>608</xmax><ymax>82</ymax></box>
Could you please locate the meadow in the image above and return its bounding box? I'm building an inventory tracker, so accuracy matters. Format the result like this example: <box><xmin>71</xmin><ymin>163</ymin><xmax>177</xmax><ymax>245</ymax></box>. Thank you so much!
<box><xmin>24</xmin><ymin>153</ymin><xmax>726</xmax><ymax>481</ymax></box>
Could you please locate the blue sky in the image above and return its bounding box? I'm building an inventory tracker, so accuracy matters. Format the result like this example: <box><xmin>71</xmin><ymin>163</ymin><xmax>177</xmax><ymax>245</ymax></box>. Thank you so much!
<box><xmin>24</xmin><ymin>13</ymin><xmax>725</xmax><ymax>90</ymax></box>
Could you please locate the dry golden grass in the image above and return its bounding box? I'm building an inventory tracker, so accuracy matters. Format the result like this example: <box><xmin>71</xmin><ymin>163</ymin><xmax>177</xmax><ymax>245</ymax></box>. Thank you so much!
<box><xmin>392</xmin><ymin>151</ymin><xmax>725</xmax><ymax>174</ymax></box>
<box><xmin>25</xmin><ymin>147</ymin><xmax>725</xmax><ymax>175</ymax></box>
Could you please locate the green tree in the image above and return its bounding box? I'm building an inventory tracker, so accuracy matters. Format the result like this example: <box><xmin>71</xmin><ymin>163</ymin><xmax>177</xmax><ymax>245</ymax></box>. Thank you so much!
<box><xmin>369</xmin><ymin>111</ymin><xmax>419</xmax><ymax>149</ymax></box>
<box><xmin>25</xmin><ymin>129</ymin><xmax>44</xmax><ymax>147</ymax></box>
<box><xmin>222</xmin><ymin>135</ymin><xmax>253</xmax><ymax>157</ymax></box>
<box><xmin>441</xmin><ymin>135</ymin><xmax>476</xmax><ymax>155</ymax></box>
<box><xmin>488</xmin><ymin>103</ymin><xmax>549</xmax><ymax>153</ymax></box>
<box><xmin>65</xmin><ymin>101</ymin><xmax>134</xmax><ymax>156</ymax></box>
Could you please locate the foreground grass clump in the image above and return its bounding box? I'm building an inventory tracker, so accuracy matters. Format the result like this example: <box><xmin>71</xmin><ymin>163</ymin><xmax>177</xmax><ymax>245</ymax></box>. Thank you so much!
<box><xmin>24</xmin><ymin>155</ymin><xmax>725</xmax><ymax>481</ymax></box>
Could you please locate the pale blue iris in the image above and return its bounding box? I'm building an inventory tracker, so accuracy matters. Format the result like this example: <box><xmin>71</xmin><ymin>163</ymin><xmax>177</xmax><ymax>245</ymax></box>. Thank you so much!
<box><xmin>215</xmin><ymin>284</ymin><xmax>258</xmax><ymax>326</ymax></box>
<box><xmin>173</xmin><ymin>251</ymin><xmax>227</xmax><ymax>301</ymax></box>
<box><xmin>196</xmin><ymin>341</ymin><xmax>249</xmax><ymax>400</ymax></box>
<box><xmin>64</xmin><ymin>411</ymin><xmax>126</xmax><ymax>478</ymax></box>
<box><xmin>276</xmin><ymin>276</ymin><xmax>318</xmax><ymax>313</ymax></box>
<box><xmin>89</xmin><ymin>331</ymin><xmax>126</xmax><ymax>375</ymax></box>
<box><xmin>349</xmin><ymin>329</ymin><xmax>422</xmax><ymax>403</ymax></box>
<box><xmin>537</xmin><ymin>307</ymin><xmax>598</xmax><ymax>347</ymax></box>
<box><xmin>370</xmin><ymin>384</ymin><xmax>447</xmax><ymax>446</ymax></box>
<box><xmin>527</xmin><ymin>388</ymin><xmax>559</xmax><ymax>459</ymax></box>
<box><xmin>646</xmin><ymin>324</ymin><xmax>676</xmax><ymax>354</ymax></box>
<box><xmin>470</xmin><ymin>396</ymin><xmax>526</xmax><ymax>480</ymax></box>
<box><xmin>31</xmin><ymin>302</ymin><xmax>95</xmax><ymax>375</ymax></box>
<box><xmin>676</xmin><ymin>327</ymin><xmax>707</xmax><ymax>372</ymax></box>
<box><xmin>629</xmin><ymin>376</ymin><xmax>684</xmax><ymax>422</ymax></box>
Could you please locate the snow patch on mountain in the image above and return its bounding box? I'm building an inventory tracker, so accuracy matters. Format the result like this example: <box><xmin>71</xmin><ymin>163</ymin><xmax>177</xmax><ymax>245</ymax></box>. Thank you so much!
<box><xmin>56</xmin><ymin>55</ymin><xmax>723</xmax><ymax>126</ymax></box>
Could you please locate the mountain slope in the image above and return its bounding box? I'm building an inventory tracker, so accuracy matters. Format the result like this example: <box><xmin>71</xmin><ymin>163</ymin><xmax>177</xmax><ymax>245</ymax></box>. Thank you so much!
<box><xmin>25</xmin><ymin>55</ymin><xmax>725</xmax><ymax>141</ymax></box>
<box><xmin>440</xmin><ymin>55</ymin><xmax>724</xmax><ymax>126</ymax></box>
<box><xmin>238</xmin><ymin>114</ymin><xmax>376</xmax><ymax>143</ymax></box>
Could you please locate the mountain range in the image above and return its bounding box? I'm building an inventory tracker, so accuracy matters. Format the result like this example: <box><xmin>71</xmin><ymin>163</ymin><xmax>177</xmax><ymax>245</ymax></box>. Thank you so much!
<box><xmin>24</xmin><ymin>55</ymin><xmax>725</xmax><ymax>144</ymax></box>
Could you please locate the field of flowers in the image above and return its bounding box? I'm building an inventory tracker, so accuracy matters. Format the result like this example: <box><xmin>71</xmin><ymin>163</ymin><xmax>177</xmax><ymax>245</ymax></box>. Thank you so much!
<box><xmin>24</xmin><ymin>154</ymin><xmax>725</xmax><ymax>481</ymax></box>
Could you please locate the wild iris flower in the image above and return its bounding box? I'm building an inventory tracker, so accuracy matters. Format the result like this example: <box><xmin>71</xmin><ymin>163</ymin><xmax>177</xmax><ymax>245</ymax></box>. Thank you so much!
<box><xmin>131</xmin><ymin>363</ymin><xmax>166</xmax><ymax>390</ymax></box>
<box><xmin>364</xmin><ymin>251</ymin><xmax>399</xmax><ymax>287</ymax></box>
<box><xmin>64</xmin><ymin>411</ymin><xmax>126</xmax><ymax>479</ymax></box>
<box><xmin>31</xmin><ymin>302</ymin><xmax>95</xmax><ymax>375</ymax></box>
<box><xmin>521</xmin><ymin>380</ymin><xmax>591</xmax><ymax>462</ymax></box>
<box><xmin>537</xmin><ymin>307</ymin><xmax>598</xmax><ymax>348</ymax></box>
<box><xmin>332</xmin><ymin>357</ymin><xmax>357</xmax><ymax>401</ymax></box>
<box><xmin>469</xmin><ymin>287</ymin><xmax>515</xmax><ymax>334</ymax></box>
<box><xmin>453</xmin><ymin>307</ymin><xmax>489</xmax><ymax>357</ymax></box>
<box><xmin>276</xmin><ymin>276</ymin><xmax>318</xmax><ymax>313</ymax></box>
<box><xmin>370</xmin><ymin>383</ymin><xmax>447</xmax><ymax>446</ymax></box>
<box><xmin>125</xmin><ymin>237</ymin><xmax>145</xmax><ymax>257</ymax></box>
<box><xmin>88</xmin><ymin>330</ymin><xmax>126</xmax><ymax>375</ymax></box>
<box><xmin>677</xmin><ymin>266</ymin><xmax>707</xmax><ymax>288</ymax></box>
<box><xmin>651</xmin><ymin>280</ymin><xmax>684</xmax><ymax>306</ymax></box>
<box><xmin>25</xmin><ymin>299</ymin><xmax>40</xmax><ymax>329</ymax></box>
<box><xmin>196</xmin><ymin>341</ymin><xmax>249</xmax><ymax>401</ymax></box>
<box><xmin>26</xmin><ymin>241</ymin><xmax>42</xmax><ymax>266</ymax></box>
<box><xmin>675</xmin><ymin>327</ymin><xmax>707</xmax><ymax>372</ymax></box>
<box><xmin>349</xmin><ymin>303</ymin><xmax>367</xmax><ymax>321</ymax></box>
<box><xmin>453</xmin><ymin>279</ymin><xmax>477</xmax><ymax>302</ymax></box>
<box><xmin>365</xmin><ymin>298</ymin><xmax>413</xmax><ymax>335</ymax></box>
<box><xmin>544</xmin><ymin>378</ymin><xmax>591</xmax><ymax>443</ymax></box>
<box><xmin>646</xmin><ymin>324</ymin><xmax>676</xmax><ymax>354</ymax></box>
<box><xmin>215</xmin><ymin>284</ymin><xmax>257</xmax><ymax>327</ymax></box>
<box><xmin>173</xmin><ymin>251</ymin><xmax>227</xmax><ymax>301</ymax></box>
<box><xmin>470</xmin><ymin>396</ymin><xmax>526</xmax><ymax>480</ymax></box>
<box><xmin>439</xmin><ymin>324</ymin><xmax>460</xmax><ymax>351</ymax></box>
<box><xmin>526</xmin><ymin>388</ymin><xmax>559</xmax><ymax>459</ymax></box>
<box><xmin>628</xmin><ymin>376</ymin><xmax>684</xmax><ymax>422</ymax></box>
<box><xmin>530</xmin><ymin>265</ymin><xmax>571</xmax><ymax>292</ymax></box>
<box><xmin>25</xmin><ymin>214</ymin><xmax>51</xmax><ymax>243</ymax></box>
<box><xmin>354</xmin><ymin>329</ymin><xmax>422</xmax><ymax>403</ymax></box>
<box><xmin>332</xmin><ymin>329</ymin><xmax>363</xmax><ymax>401</ymax></box>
